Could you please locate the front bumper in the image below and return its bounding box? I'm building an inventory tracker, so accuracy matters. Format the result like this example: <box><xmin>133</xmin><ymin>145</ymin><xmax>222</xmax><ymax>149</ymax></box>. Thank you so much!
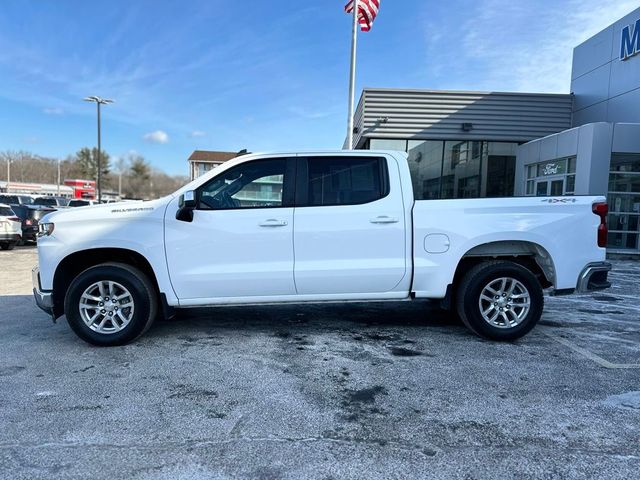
<box><xmin>576</xmin><ymin>262</ymin><xmax>612</xmax><ymax>293</ymax></box>
<box><xmin>32</xmin><ymin>266</ymin><xmax>54</xmax><ymax>316</ymax></box>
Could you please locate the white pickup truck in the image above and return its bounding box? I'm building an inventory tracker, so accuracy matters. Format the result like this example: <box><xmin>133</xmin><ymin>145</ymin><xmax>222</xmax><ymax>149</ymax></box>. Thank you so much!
<box><xmin>33</xmin><ymin>150</ymin><xmax>611</xmax><ymax>346</ymax></box>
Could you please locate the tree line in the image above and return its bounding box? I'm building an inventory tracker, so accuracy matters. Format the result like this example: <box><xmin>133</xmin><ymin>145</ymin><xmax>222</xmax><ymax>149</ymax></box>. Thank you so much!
<box><xmin>0</xmin><ymin>149</ymin><xmax>189</xmax><ymax>199</ymax></box>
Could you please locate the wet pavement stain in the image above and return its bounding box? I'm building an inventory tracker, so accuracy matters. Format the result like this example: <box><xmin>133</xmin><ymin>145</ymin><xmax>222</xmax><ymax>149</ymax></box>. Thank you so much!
<box><xmin>388</xmin><ymin>346</ymin><xmax>426</xmax><ymax>357</ymax></box>
<box><xmin>592</xmin><ymin>295</ymin><xmax>622</xmax><ymax>302</ymax></box>
<box><xmin>345</xmin><ymin>386</ymin><xmax>388</xmax><ymax>405</ymax></box>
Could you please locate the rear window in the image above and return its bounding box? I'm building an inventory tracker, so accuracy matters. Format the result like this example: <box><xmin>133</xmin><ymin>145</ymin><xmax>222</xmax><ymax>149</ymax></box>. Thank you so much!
<box><xmin>0</xmin><ymin>195</ymin><xmax>19</xmax><ymax>204</ymax></box>
<box><xmin>69</xmin><ymin>200</ymin><xmax>89</xmax><ymax>207</ymax></box>
<box><xmin>0</xmin><ymin>207</ymin><xmax>15</xmax><ymax>216</ymax></box>
<box><xmin>10</xmin><ymin>205</ymin><xmax>27</xmax><ymax>219</ymax></box>
<box><xmin>35</xmin><ymin>198</ymin><xmax>56</xmax><ymax>207</ymax></box>
<box><xmin>304</xmin><ymin>157</ymin><xmax>388</xmax><ymax>207</ymax></box>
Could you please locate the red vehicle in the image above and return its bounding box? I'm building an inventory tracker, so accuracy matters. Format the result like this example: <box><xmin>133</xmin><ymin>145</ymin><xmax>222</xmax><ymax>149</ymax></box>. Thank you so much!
<box><xmin>64</xmin><ymin>179</ymin><xmax>96</xmax><ymax>200</ymax></box>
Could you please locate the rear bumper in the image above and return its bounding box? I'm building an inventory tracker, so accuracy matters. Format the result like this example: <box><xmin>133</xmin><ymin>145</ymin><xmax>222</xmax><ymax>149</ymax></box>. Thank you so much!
<box><xmin>576</xmin><ymin>262</ymin><xmax>612</xmax><ymax>293</ymax></box>
<box><xmin>0</xmin><ymin>233</ymin><xmax>20</xmax><ymax>242</ymax></box>
<box><xmin>32</xmin><ymin>266</ymin><xmax>54</xmax><ymax>315</ymax></box>
<box><xmin>22</xmin><ymin>227</ymin><xmax>38</xmax><ymax>241</ymax></box>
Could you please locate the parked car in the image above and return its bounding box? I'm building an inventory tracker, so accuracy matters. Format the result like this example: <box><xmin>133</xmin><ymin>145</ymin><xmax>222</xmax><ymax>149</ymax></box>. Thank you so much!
<box><xmin>68</xmin><ymin>199</ymin><xmax>98</xmax><ymax>207</ymax></box>
<box><xmin>0</xmin><ymin>194</ymin><xmax>34</xmax><ymax>205</ymax></box>
<box><xmin>0</xmin><ymin>203</ymin><xmax>21</xmax><ymax>250</ymax></box>
<box><xmin>10</xmin><ymin>204</ymin><xmax>56</xmax><ymax>244</ymax></box>
<box><xmin>32</xmin><ymin>150</ymin><xmax>611</xmax><ymax>346</ymax></box>
<box><xmin>33</xmin><ymin>196</ymin><xmax>68</xmax><ymax>208</ymax></box>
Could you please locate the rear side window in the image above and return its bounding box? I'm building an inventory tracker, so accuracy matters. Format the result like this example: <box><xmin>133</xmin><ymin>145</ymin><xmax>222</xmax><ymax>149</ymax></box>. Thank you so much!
<box><xmin>0</xmin><ymin>195</ymin><xmax>19</xmax><ymax>204</ymax></box>
<box><xmin>304</xmin><ymin>157</ymin><xmax>388</xmax><ymax>207</ymax></box>
<box><xmin>0</xmin><ymin>207</ymin><xmax>14</xmax><ymax>216</ymax></box>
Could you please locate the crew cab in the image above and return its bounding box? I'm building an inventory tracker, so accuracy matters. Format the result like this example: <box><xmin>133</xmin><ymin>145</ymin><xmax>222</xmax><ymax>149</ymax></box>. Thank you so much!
<box><xmin>32</xmin><ymin>151</ymin><xmax>611</xmax><ymax>346</ymax></box>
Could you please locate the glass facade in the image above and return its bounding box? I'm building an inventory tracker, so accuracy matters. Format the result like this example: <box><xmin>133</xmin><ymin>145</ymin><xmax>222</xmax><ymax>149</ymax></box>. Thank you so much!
<box><xmin>524</xmin><ymin>157</ymin><xmax>576</xmax><ymax>196</ymax></box>
<box><xmin>607</xmin><ymin>153</ymin><xmax>640</xmax><ymax>252</ymax></box>
<box><xmin>368</xmin><ymin>138</ymin><xmax>518</xmax><ymax>199</ymax></box>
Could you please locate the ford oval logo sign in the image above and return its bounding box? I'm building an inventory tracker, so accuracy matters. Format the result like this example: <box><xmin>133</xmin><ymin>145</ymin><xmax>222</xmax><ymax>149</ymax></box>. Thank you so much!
<box><xmin>621</xmin><ymin>18</ymin><xmax>640</xmax><ymax>60</ymax></box>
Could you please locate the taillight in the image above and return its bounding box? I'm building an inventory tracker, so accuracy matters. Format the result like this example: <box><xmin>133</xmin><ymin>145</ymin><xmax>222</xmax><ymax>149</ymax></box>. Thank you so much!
<box><xmin>8</xmin><ymin>216</ymin><xmax>20</xmax><ymax>223</ymax></box>
<box><xmin>592</xmin><ymin>202</ymin><xmax>608</xmax><ymax>248</ymax></box>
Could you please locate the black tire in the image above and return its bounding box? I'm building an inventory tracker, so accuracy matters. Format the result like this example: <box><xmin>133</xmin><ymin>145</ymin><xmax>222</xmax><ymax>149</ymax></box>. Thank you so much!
<box><xmin>455</xmin><ymin>260</ymin><xmax>544</xmax><ymax>341</ymax></box>
<box><xmin>0</xmin><ymin>242</ymin><xmax>16</xmax><ymax>250</ymax></box>
<box><xmin>64</xmin><ymin>262</ymin><xmax>158</xmax><ymax>346</ymax></box>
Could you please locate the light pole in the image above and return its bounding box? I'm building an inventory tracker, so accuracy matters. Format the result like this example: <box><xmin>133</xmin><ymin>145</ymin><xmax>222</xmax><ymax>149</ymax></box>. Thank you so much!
<box><xmin>83</xmin><ymin>96</ymin><xmax>114</xmax><ymax>202</ymax></box>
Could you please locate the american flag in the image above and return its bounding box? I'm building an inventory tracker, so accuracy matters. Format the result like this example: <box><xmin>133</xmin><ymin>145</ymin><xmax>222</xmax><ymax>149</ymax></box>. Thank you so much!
<box><xmin>344</xmin><ymin>0</ymin><xmax>380</xmax><ymax>32</ymax></box>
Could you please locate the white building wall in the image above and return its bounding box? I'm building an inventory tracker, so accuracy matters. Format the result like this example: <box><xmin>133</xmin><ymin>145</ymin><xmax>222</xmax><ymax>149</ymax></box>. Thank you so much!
<box><xmin>516</xmin><ymin>123</ymin><xmax>640</xmax><ymax>196</ymax></box>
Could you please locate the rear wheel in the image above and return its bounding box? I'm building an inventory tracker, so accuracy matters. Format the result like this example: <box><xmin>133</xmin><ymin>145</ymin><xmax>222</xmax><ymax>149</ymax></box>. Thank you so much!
<box><xmin>0</xmin><ymin>242</ymin><xmax>16</xmax><ymax>250</ymax></box>
<box><xmin>456</xmin><ymin>261</ymin><xmax>543</xmax><ymax>341</ymax></box>
<box><xmin>64</xmin><ymin>263</ymin><xmax>158</xmax><ymax>346</ymax></box>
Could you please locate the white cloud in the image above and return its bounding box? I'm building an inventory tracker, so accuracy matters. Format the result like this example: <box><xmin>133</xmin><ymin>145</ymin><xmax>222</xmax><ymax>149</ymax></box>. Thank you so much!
<box><xmin>423</xmin><ymin>0</ymin><xmax>640</xmax><ymax>93</ymax></box>
<box><xmin>143</xmin><ymin>130</ymin><xmax>169</xmax><ymax>144</ymax></box>
<box><xmin>190</xmin><ymin>130</ymin><xmax>206</xmax><ymax>138</ymax></box>
<box><xmin>43</xmin><ymin>107</ymin><xmax>64</xmax><ymax>115</ymax></box>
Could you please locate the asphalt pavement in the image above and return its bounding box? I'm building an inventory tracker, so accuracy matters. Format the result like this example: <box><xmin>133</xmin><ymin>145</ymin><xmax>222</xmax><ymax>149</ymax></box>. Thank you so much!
<box><xmin>1</xmin><ymin>246</ymin><xmax>639</xmax><ymax>479</ymax></box>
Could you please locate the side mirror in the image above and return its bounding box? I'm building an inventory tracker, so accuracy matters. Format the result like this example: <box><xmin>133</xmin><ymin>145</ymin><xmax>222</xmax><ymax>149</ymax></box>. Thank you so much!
<box><xmin>176</xmin><ymin>190</ymin><xmax>196</xmax><ymax>222</ymax></box>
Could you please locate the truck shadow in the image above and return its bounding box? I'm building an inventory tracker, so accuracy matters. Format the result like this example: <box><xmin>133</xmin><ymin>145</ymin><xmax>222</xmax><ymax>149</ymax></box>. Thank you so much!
<box><xmin>150</xmin><ymin>300</ymin><xmax>462</xmax><ymax>339</ymax></box>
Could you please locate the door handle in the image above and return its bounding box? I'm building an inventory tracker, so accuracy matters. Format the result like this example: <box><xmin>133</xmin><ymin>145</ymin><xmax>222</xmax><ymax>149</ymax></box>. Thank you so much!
<box><xmin>370</xmin><ymin>216</ymin><xmax>399</xmax><ymax>224</ymax></box>
<box><xmin>259</xmin><ymin>219</ymin><xmax>288</xmax><ymax>227</ymax></box>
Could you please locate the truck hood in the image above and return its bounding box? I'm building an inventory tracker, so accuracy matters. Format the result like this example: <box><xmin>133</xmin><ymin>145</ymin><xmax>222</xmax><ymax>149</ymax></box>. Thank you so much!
<box><xmin>42</xmin><ymin>197</ymin><xmax>172</xmax><ymax>224</ymax></box>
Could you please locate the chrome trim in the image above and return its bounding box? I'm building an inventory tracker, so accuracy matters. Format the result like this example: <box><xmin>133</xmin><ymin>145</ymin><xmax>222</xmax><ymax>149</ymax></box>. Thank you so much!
<box><xmin>576</xmin><ymin>262</ymin><xmax>612</xmax><ymax>293</ymax></box>
<box><xmin>32</xmin><ymin>266</ymin><xmax>53</xmax><ymax>314</ymax></box>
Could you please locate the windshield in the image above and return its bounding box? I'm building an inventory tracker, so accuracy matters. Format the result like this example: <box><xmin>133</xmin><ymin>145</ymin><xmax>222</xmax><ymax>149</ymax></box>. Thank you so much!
<box><xmin>19</xmin><ymin>196</ymin><xmax>34</xmax><ymax>205</ymax></box>
<box><xmin>69</xmin><ymin>200</ymin><xmax>89</xmax><ymax>207</ymax></box>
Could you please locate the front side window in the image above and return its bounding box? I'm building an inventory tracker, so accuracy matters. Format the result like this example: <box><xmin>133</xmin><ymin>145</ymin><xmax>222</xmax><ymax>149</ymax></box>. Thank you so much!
<box><xmin>198</xmin><ymin>158</ymin><xmax>287</xmax><ymax>210</ymax></box>
<box><xmin>304</xmin><ymin>157</ymin><xmax>387</xmax><ymax>207</ymax></box>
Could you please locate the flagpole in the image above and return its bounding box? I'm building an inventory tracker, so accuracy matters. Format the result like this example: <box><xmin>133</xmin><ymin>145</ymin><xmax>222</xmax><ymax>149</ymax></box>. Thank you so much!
<box><xmin>346</xmin><ymin>0</ymin><xmax>359</xmax><ymax>150</ymax></box>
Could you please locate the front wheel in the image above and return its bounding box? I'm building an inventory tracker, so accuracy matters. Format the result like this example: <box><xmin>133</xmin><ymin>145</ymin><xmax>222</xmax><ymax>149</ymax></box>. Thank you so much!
<box><xmin>64</xmin><ymin>263</ymin><xmax>158</xmax><ymax>346</ymax></box>
<box><xmin>456</xmin><ymin>261</ymin><xmax>544</xmax><ymax>341</ymax></box>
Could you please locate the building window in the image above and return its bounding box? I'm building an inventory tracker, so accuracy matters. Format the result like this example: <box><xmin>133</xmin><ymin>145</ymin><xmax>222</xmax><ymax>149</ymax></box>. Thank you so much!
<box><xmin>607</xmin><ymin>153</ymin><xmax>640</xmax><ymax>252</ymax></box>
<box><xmin>485</xmin><ymin>142</ymin><xmax>517</xmax><ymax>197</ymax></box>
<box><xmin>407</xmin><ymin>140</ymin><xmax>444</xmax><ymax>200</ymax></box>
<box><xmin>375</xmin><ymin>139</ymin><xmax>518</xmax><ymax>200</ymax></box>
<box><xmin>369</xmin><ymin>139</ymin><xmax>408</xmax><ymax>151</ymax></box>
<box><xmin>524</xmin><ymin>157</ymin><xmax>576</xmax><ymax>197</ymax></box>
<box><xmin>442</xmin><ymin>141</ymin><xmax>483</xmax><ymax>198</ymax></box>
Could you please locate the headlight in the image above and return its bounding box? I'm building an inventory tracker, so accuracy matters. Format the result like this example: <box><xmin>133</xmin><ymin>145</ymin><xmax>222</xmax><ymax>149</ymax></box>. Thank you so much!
<box><xmin>37</xmin><ymin>223</ymin><xmax>55</xmax><ymax>237</ymax></box>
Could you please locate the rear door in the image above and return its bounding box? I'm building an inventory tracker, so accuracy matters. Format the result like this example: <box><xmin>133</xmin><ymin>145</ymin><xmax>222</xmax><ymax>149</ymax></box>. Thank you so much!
<box><xmin>293</xmin><ymin>155</ymin><xmax>407</xmax><ymax>295</ymax></box>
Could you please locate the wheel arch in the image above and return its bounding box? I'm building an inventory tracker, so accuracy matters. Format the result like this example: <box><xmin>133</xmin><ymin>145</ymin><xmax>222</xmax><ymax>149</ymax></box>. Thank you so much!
<box><xmin>440</xmin><ymin>240</ymin><xmax>555</xmax><ymax>310</ymax></box>
<box><xmin>52</xmin><ymin>248</ymin><xmax>161</xmax><ymax>318</ymax></box>
<box><xmin>456</xmin><ymin>240</ymin><xmax>556</xmax><ymax>288</ymax></box>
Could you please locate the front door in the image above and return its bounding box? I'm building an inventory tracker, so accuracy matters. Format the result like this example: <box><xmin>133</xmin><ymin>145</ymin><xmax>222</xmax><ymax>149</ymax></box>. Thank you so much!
<box><xmin>164</xmin><ymin>157</ymin><xmax>297</xmax><ymax>300</ymax></box>
<box><xmin>293</xmin><ymin>155</ymin><xmax>407</xmax><ymax>295</ymax></box>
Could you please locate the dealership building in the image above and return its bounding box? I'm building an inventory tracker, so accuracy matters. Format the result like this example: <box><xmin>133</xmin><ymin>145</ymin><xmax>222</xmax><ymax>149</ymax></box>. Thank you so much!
<box><xmin>350</xmin><ymin>7</ymin><xmax>640</xmax><ymax>255</ymax></box>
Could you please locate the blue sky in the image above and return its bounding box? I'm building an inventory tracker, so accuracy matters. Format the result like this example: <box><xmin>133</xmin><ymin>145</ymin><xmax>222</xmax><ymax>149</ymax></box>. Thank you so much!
<box><xmin>0</xmin><ymin>0</ymin><xmax>637</xmax><ymax>175</ymax></box>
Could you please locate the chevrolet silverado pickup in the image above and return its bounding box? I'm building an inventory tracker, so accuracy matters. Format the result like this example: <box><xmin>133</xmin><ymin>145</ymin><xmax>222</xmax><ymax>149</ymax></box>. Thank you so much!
<box><xmin>32</xmin><ymin>150</ymin><xmax>611</xmax><ymax>346</ymax></box>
